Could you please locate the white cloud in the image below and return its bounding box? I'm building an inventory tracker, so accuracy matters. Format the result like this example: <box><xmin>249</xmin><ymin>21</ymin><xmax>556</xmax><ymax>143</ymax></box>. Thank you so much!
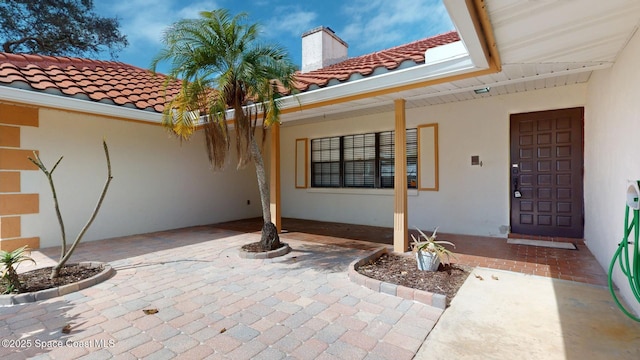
<box><xmin>176</xmin><ymin>1</ymin><xmax>219</xmax><ymax>19</ymax></box>
<box><xmin>100</xmin><ymin>0</ymin><xmax>219</xmax><ymax>46</ymax></box>
<box><xmin>262</xmin><ymin>6</ymin><xmax>318</xmax><ymax>38</ymax></box>
<box><xmin>338</xmin><ymin>0</ymin><xmax>453</xmax><ymax>54</ymax></box>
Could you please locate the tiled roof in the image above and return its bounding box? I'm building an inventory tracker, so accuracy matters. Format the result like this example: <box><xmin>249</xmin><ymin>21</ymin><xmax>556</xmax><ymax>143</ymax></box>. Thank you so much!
<box><xmin>293</xmin><ymin>31</ymin><xmax>460</xmax><ymax>91</ymax></box>
<box><xmin>0</xmin><ymin>52</ymin><xmax>180</xmax><ymax>113</ymax></box>
<box><xmin>0</xmin><ymin>31</ymin><xmax>459</xmax><ymax>113</ymax></box>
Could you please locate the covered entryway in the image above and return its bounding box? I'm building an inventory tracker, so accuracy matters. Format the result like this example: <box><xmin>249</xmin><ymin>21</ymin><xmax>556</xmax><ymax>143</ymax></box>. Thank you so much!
<box><xmin>510</xmin><ymin>107</ymin><xmax>584</xmax><ymax>238</ymax></box>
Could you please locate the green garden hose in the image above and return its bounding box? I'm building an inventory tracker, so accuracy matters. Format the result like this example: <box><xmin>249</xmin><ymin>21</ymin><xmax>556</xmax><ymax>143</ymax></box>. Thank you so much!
<box><xmin>608</xmin><ymin>191</ymin><xmax>640</xmax><ymax>322</ymax></box>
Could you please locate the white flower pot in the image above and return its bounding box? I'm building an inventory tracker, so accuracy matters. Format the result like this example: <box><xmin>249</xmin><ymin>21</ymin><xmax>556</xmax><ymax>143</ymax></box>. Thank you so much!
<box><xmin>415</xmin><ymin>250</ymin><xmax>440</xmax><ymax>271</ymax></box>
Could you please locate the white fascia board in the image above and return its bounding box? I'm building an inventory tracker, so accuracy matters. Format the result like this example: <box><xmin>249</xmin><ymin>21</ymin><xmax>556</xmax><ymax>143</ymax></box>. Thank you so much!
<box><xmin>279</xmin><ymin>53</ymin><xmax>477</xmax><ymax>113</ymax></box>
<box><xmin>424</xmin><ymin>41</ymin><xmax>469</xmax><ymax>66</ymax></box>
<box><xmin>443</xmin><ymin>0</ymin><xmax>490</xmax><ymax>69</ymax></box>
<box><xmin>0</xmin><ymin>86</ymin><xmax>163</xmax><ymax>123</ymax></box>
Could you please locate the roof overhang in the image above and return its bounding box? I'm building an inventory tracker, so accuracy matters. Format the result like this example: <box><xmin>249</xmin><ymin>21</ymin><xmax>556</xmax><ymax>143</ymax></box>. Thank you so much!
<box><xmin>278</xmin><ymin>0</ymin><xmax>498</xmax><ymax>124</ymax></box>
<box><xmin>5</xmin><ymin>0</ymin><xmax>633</xmax><ymax>126</ymax></box>
<box><xmin>277</xmin><ymin>0</ymin><xmax>640</xmax><ymax>125</ymax></box>
<box><xmin>0</xmin><ymin>0</ymin><xmax>498</xmax><ymax>126</ymax></box>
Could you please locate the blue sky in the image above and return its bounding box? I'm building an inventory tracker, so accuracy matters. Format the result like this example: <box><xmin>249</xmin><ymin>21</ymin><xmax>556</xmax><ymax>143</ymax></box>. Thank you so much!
<box><xmin>95</xmin><ymin>0</ymin><xmax>454</xmax><ymax>74</ymax></box>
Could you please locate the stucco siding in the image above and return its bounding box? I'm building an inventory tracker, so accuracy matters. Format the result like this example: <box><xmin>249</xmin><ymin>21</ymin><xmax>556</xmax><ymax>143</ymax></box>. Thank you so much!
<box><xmin>19</xmin><ymin>108</ymin><xmax>262</xmax><ymax>248</ymax></box>
<box><xmin>281</xmin><ymin>114</ymin><xmax>395</xmax><ymax>227</ymax></box>
<box><xmin>280</xmin><ymin>83</ymin><xmax>587</xmax><ymax>236</ymax></box>
<box><xmin>585</xmin><ymin>29</ymin><xmax>640</xmax><ymax>316</ymax></box>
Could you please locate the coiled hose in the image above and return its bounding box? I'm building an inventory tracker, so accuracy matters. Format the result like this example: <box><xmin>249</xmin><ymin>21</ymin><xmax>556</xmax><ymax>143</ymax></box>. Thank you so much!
<box><xmin>608</xmin><ymin>205</ymin><xmax>640</xmax><ymax>322</ymax></box>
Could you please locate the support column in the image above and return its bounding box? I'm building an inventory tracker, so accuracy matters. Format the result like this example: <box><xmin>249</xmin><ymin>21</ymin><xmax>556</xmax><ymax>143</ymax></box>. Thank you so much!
<box><xmin>269</xmin><ymin>122</ymin><xmax>281</xmax><ymax>232</ymax></box>
<box><xmin>393</xmin><ymin>99</ymin><xmax>408</xmax><ymax>253</ymax></box>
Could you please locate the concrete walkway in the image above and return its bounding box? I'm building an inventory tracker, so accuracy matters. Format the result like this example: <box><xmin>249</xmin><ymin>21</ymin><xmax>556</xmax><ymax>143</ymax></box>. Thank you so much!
<box><xmin>0</xmin><ymin>226</ymin><xmax>441</xmax><ymax>359</ymax></box>
<box><xmin>415</xmin><ymin>267</ymin><xmax>640</xmax><ymax>360</ymax></box>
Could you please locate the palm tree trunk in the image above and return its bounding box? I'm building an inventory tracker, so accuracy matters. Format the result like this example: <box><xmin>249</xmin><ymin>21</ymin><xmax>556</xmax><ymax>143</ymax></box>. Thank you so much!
<box><xmin>249</xmin><ymin>136</ymin><xmax>280</xmax><ymax>250</ymax></box>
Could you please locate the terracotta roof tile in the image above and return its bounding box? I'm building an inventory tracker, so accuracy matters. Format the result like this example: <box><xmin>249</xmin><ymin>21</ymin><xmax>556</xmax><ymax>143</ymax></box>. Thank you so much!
<box><xmin>106</xmin><ymin>89</ymin><xmax>120</xmax><ymax>98</ymax></box>
<box><xmin>88</xmin><ymin>92</ymin><xmax>109</xmax><ymax>101</ymax></box>
<box><xmin>31</xmin><ymin>81</ymin><xmax>58</xmax><ymax>90</ymax></box>
<box><xmin>135</xmin><ymin>100</ymin><xmax>150</xmax><ymax>109</ymax></box>
<box><xmin>0</xmin><ymin>52</ymin><xmax>180</xmax><ymax>112</ymax></box>
<box><xmin>57</xmin><ymin>80</ymin><xmax>76</xmax><ymax>88</ymax></box>
<box><xmin>84</xmin><ymin>85</ymin><xmax>100</xmax><ymax>93</ymax></box>
<box><xmin>0</xmin><ymin>31</ymin><xmax>457</xmax><ymax>113</ymax></box>
<box><xmin>113</xmin><ymin>96</ymin><xmax>130</xmax><ymax>105</ymax></box>
<box><xmin>0</xmin><ymin>74</ymin><xmax>26</xmax><ymax>83</ymax></box>
<box><xmin>49</xmin><ymin>74</ymin><xmax>71</xmax><ymax>82</ymax></box>
<box><xmin>61</xmin><ymin>87</ymin><xmax>84</xmax><ymax>95</ymax></box>
<box><xmin>294</xmin><ymin>31</ymin><xmax>460</xmax><ymax>91</ymax></box>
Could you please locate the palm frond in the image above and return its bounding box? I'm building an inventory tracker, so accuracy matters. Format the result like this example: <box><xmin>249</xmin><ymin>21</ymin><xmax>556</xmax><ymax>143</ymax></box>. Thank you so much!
<box><xmin>151</xmin><ymin>8</ymin><xmax>297</xmax><ymax>169</ymax></box>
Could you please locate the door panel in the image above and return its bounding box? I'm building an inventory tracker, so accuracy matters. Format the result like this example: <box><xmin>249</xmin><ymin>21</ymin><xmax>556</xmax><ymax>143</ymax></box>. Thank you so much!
<box><xmin>510</xmin><ymin>108</ymin><xmax>584</xmax><ymax>238</ymax></box>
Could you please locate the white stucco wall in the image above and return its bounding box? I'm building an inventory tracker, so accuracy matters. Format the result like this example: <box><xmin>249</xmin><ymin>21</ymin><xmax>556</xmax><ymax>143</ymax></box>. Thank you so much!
<box><xmin>281</xmin><ymin>113</ymin><xmax>396</xmax><ymax>226</ymax></box>
<box><xmin>585</xmin><ymin>29</ymin><xmax>640</xmax><ymax>316</ymax></box>
<box><xmin>19</xmin><ymin>108</ymin><xmax>262</xmax><ymax>248</ymax></box>
<box><xmin>281</xmin><ymin>83</ymin><xmax>587</xmax><ymax>236</ymax></box>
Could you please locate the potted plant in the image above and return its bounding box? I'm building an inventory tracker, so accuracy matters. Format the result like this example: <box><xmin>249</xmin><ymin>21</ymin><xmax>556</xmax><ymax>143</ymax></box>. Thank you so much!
<box><xmin>411</xmin><ymin>227</ymin><xmax>456</xmax><ymax>271</ymax></box>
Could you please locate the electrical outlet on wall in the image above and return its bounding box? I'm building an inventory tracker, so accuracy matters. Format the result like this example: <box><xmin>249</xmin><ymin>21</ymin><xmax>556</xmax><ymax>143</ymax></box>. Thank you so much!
<box><xmin>247</xmin><ymin>200</ymin><xmax>250</xmax><ymax>205</ymax></box>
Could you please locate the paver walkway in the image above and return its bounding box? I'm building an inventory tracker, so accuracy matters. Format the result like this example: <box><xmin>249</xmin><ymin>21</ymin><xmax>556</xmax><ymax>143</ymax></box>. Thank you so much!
<box><xmin>1</xmin><ymin>226</ymin><xmax>441</xmax><ymax>359</ymax></box>
<box><xmin>219</xmin><ymin>218</ymin><xmax>609</xmax><ymax>286</ymax></box>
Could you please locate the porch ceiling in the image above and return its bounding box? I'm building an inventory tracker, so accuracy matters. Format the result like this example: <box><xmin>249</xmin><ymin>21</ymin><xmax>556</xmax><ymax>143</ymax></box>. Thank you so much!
<box><xmin>280</xmin><ymin>0</ymin><xmax>640</xmax><ymax>125</ymax></box>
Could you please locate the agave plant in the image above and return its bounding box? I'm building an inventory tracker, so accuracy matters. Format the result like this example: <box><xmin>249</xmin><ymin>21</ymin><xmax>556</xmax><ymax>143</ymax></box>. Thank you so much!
<box><xmin>411</xmin><ymin>227</ymin><xmax>457</xmax><ymax>266</ymax></box>
<box><xmin>1</xmin><ymin>245</ymin><xmax>36</xmax><ymax>293</ymax></box>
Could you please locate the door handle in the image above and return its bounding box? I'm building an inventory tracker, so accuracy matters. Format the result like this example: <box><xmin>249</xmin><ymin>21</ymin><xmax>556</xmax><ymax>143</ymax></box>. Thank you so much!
<box><xmin>513</xmin><ymin>178</ymin><xmax>522</xmax><ymax>198</ymax></box>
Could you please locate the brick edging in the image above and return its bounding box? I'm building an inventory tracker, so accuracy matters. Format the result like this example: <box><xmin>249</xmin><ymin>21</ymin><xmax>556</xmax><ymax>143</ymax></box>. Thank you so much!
<box><xmin>239</xmin><ymin>243</ymin><xmax>291</xmax><ymax>259</ymax></box>
<box><xmin>0</xmin><ymin>262</ymin><xmax>114</xmax><ymax>306</ymax></box>
<box><xmin>348</xmin><ymin>247</ymin><xmax>447</xmax><ymax>309</ymax></box>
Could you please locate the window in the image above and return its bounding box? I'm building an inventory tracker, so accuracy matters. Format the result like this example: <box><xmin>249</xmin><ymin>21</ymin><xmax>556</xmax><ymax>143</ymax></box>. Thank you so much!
<box><xmin>311</xmin><ymin>129</ymin><xmax>417</xmax><ymax>189</ymax></box>
<box><xmin>311</xmin><ymin>137</ymin><xmax>340</xmax><ymax>187</ymax></box>
<box><xmin>378</xmin><ymin>129</ymin><xmax>418</xmax><ymax>188</ymax></box>
<box><xmin>343</xmin><ymin>133</ymin><xmax>376</xmax><ymax>187</ymax></box>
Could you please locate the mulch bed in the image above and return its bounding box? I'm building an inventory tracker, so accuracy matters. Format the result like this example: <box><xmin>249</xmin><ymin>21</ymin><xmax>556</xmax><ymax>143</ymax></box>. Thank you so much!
<box><xmin>1</xmin><ymin>265</ymin><xmax>102</xmax><ymax>294</ymax></box>
<box><xmin>356</xmin><ymin>252</ymin><xmax>472</xmax><ymax>306</ymax></box>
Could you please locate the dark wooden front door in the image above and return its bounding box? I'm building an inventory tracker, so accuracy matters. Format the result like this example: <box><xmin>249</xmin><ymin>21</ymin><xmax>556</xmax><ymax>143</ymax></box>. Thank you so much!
<box><xmin>510</xmin><ymin>107</ymin><xmax>584</xmax><ymax>238</ymax></box>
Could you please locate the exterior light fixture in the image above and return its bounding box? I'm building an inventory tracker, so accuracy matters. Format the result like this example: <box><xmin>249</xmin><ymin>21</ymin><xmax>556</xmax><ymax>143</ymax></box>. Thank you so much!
<box><xmin>474</xmin><ymin>87</ymin><xmax>490</xmax><ymax>94</ymax></box>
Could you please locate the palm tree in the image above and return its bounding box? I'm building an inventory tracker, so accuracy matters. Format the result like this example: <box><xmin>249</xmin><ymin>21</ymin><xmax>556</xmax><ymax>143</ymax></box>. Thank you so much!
<box><xmin>151</xmin><ymin>9</ymin><xmax>296</xmax><ymax>250</ymax></box>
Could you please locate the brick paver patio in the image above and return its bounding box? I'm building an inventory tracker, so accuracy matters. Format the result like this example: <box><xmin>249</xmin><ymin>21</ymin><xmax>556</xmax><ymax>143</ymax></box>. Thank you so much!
<box><xmin>0</xmin><ymin>225</ymin><xmax>442</xmax><ymax>359</ymax></box>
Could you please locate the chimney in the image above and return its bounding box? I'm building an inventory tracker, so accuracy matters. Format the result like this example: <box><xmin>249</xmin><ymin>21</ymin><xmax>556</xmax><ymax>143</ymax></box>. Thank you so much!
<box><xmin>301</xmin><ymin>26</ymin><xmax>348</xmax><ymax>73</ymax></box>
